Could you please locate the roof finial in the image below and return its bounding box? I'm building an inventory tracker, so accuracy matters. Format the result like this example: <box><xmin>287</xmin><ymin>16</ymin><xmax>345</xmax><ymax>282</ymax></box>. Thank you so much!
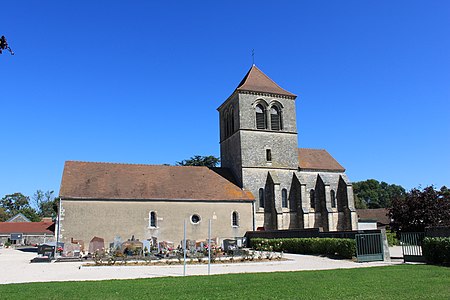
<box><xmin>252</xmin><ymin>49</ymin><xmax>255</xmax><ymax>66</ymax></box>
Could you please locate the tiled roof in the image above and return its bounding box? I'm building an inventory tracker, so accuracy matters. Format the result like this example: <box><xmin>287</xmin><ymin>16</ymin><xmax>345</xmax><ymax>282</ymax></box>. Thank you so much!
<box><xmin>235</xmin><ymin>65</ymin><xmax>296</xmax><ymax>98</ymax></box>
<box><xmin>0</xmin><ymin>221</ymin><xmax>54</xmax><ymax>234</ymax></box>
<box><xmin>356</xmin><ymin>208</ymin><xmax>391</xmax><ymax>225</ymax></box>
<box><xmin>298</xmin><ymin>148</ymin><xmax>345</xmax><ymax>172</ymax></box>
<box><xmin>59</xmin><ymin>161</ymin><xmax>254</xmax><ymax>202</ymax></box>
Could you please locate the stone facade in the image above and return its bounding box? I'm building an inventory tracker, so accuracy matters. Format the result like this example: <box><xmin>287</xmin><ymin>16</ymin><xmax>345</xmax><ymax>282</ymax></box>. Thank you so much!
<box><xmin>60</xmin><ymin>200</ymin><xmax>252</xmax><ymax>246</ymax></box>
<box><xmin>218</xmin><ymin>65</ymin><xmax>357</xmax><ymax>231</ymax></box>
<box><xmin>0</xmin><ymin>233</ymin><xmax>55</xmax><ymax>245</ymax></box>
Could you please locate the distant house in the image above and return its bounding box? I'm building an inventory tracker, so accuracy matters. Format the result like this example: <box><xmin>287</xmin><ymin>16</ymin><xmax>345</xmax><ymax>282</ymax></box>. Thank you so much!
<box><xmin>6</xmin><ymin>213</ymin><xmax>31</xmax><ymax>223</ymax></box>
<box><xmin>0</xmin><ymin>217</ymin><xmax>55</xmax><ymax>245</ymax></box>
<box><xmin>356</xmin><ymin>208</ymin><xmax>391</xmax><ymax>230</ymax></box>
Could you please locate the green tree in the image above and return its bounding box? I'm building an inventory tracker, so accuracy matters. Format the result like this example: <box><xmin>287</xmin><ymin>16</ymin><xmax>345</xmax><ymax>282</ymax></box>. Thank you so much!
<box><xmin>353</xmin><ymin>179</ymin><xmax>406</xmax><ymax>208</ymax></box>
<box><xmin>354</xmin><ymin>196</ymin><xmax>367</xmax><ymax>209</ymax></box>
<box><xmin>389</xmin><ymin>185</ymin><xmax>450</xmax><ymax>233</ymax></box>
<box><xmin>19</xmin><ymin>207</ymin><xmax>41</xmax><ymax>222</ymax></box>
<box><xmin>0</xmin><ymin>192</ymin><xmax>40</xmax><ymax>221</ymax></box>
<box><xmin>176</xmin><ymin>155</ymin><xmax>220</xmax><ymax>167</ymax></box>
<box><xmin>0</xmin><ymin>207</ymin><xmax>8</xmax><ymax>222</ymax></box>
<box><xmin>32</xmin><ymin>190</ymin><xmax>57</xmax><ymax>218</ymax></box>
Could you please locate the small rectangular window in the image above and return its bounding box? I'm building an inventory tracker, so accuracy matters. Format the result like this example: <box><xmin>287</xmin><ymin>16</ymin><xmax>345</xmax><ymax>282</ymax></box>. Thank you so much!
<box><xmin>266</xmin><ymin>149</ymin><xmax>272</xmax><ymax>162</ymax></box>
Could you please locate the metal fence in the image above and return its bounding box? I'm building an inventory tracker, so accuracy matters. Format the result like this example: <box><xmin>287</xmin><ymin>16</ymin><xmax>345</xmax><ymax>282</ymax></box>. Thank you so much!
<box><xmin>355</xmin><ymin>233</ymin><xmax>384</xmax><ymax>262</ymax></box>
<box><xmin>401</xmin><ymin>232</ymin><xmax>425</xmax><ymax>262</ymax></box>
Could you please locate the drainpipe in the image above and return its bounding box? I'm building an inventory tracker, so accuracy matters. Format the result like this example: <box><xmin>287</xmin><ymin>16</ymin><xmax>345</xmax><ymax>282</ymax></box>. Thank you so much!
<box><xmin>252</xmin><ymin>201</ymin><xmax>256</xmax><ymax>231</ymax></box>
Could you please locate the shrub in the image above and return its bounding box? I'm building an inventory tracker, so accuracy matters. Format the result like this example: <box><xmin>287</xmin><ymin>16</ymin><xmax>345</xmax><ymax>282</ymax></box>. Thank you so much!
<box><xmin>386</xmin><ymin>230</ymin><xmax>399</xmax><ymax>246</ymax></box>
<box><xmin>423</xmin><ymin>237</ymin><xmax>450</xmax><ymax>265</ymax></box>
<box><xmin>250</xmin><ymin>238</ymin><xmax>356</xmax><ymax>259</ymax></box>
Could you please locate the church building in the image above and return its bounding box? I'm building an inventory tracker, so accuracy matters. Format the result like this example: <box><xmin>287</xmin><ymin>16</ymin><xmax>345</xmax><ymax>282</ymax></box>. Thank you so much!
<box><xmin>58</xmin><ymin>65</ymin><xmax>357</xmax><ymax>248</ymax></box>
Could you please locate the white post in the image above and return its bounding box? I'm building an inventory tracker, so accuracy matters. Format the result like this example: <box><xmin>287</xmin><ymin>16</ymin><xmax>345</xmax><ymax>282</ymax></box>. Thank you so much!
<box><xmin>54</xmin><ymin>197</ymin><xmax>61</xmax><ymax>260</ymax></box>
<box><xmin>208</xmin><ymin>219</ymin><xmax>211</xmax><ymax>275</ymax></box>
<box><xmin>183</xmin><ymin>219</ymin><xmax>186</xmax><ymax>276</ymax></box>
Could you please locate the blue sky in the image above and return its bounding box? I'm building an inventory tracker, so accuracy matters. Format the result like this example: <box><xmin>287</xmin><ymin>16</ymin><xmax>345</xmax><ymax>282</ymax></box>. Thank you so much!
<box><xmin>1</xmin><ymin>1</ymin><xmax>449</xmax><ymax>199</ymax></box>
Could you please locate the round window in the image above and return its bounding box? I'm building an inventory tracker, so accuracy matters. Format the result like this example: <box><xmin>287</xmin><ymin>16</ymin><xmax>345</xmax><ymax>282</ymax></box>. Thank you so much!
<box><xmin>191</xmin><ymin>214</ymin><xmax>201</xmax><ymax>224</ymax></box>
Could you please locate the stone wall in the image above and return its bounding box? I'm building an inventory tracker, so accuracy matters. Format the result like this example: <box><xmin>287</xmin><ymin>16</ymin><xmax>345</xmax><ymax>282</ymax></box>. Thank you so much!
<box><xmin>60</xmin><ymin>200</ymin><xmax>253</xmax><ymax>248</ymax></box>
<box><xmin>0</xmin><ymin>234</ymin><xmax>55</xmax><ymax>245</ymax></box>
<box><xmin>240</xmin><ymin>169</ymin><xmax>357</xmax><ymax>231</ymax></box>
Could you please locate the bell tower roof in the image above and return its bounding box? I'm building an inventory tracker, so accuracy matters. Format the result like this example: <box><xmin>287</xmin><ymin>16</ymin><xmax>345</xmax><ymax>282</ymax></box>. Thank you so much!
<box><xmin>235</xmin><ymin>65</ymin><xmax>296</xmax><ymax>98</ymax></box>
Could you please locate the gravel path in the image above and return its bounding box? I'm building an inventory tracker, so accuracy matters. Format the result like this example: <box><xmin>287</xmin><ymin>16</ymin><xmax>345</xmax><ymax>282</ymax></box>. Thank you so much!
<box><xmin>0</xmin><ymin>248</ymin><xmax>403</xmax><ymax>284</ymax></box>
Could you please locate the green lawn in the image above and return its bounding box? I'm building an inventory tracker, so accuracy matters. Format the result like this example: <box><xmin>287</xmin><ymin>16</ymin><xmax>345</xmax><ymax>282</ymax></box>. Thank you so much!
<box><xmin>1</xmin><ymin>265</ymin><xmax>449</xmax><ymax>299</ymax></box>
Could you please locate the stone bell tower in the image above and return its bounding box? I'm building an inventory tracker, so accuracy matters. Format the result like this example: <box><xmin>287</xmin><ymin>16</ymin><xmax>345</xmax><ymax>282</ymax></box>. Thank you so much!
<box><xmin>218</xmin><ymin>65</ymin><xmax>299</xmax><ymax>230</ymax></box>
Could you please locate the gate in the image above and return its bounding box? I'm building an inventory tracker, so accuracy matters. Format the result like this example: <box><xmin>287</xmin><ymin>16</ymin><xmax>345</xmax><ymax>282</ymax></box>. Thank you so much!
<box><xmin>401</xmin><ymin>232</ymin><xmax>425</xmax><ymax>262</ymax></box>
<box><xmin>355</xmin><ymin>233</ymin><xmax>384</xmax><ymax>262</ymax></box>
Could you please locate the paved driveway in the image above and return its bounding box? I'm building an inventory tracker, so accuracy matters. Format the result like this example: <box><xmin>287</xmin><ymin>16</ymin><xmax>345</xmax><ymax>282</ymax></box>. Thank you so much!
<box><xmin>0</xmin><ymin>248</ymin><xmax>402</xmax><ymax>284</ymax></box>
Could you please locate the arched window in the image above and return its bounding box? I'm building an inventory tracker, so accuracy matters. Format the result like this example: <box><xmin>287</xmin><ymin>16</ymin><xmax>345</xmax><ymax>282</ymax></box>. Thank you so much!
<box><xmin>310</xmin><ymin>189</ymin><xmax>315</xmax><ymax>209</ymax></box>
<box><xmin>331</xmin><ymin>190</ymin><xmax>336</xmax><ymax>208</ymax></box>
<box><xmin>232</xmin><ymin>211</ymin><xmax>239</xmax><ymax>227</ymax></box>
<box><xmin>149</xmin><ymin>211</ymin><xmax>157</xmax><ymax>228</ymax></box>
<box><xmin>282</xmin><ymin>188</ymin><xmax>288</xmax><ymax>208</ymax></box>
<box><xmin>223</xmin><ymin>107</ymin><xmax>235</xmax><ymax>139</ymax></box>
<box><xmin>270</xmin><ymin>106</ymin><xmax>282</xmax><ymax>131</ymax></box>
<box><xmin>224</xmin><ymin>112</ymin><xmax>229</xmax><ymax>138</ymax></box>
<box><xmin>259</xmin><ymin>188</ymin><xmax>265</xmax><ymax>208</ymax></box>
<box><xmin>255</xmin><ymin>104</ymin><xmax>267</xmax><ymax>129</ymax></box>
<box><xmin>230</xmin><ymin>107</ymin><xmax>234</xmax><ymax>134</ymax></box>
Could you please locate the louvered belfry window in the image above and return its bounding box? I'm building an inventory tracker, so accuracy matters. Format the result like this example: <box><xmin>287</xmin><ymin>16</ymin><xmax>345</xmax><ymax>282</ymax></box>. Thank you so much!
<box><xmin>230</xmin><ymin>108</ymin><xmax>234</xmax><ymax>134</ymax></box>
<box><xmin>224</xmin><ymin>107</ymin><xmax>235</xmax><ymax>139</ymax></box>
<box><xmin>270</xmin><ymin>106</ymin><xmax>281</xmax><ymax>131</ymax></box>
<box><xmin>224</xmin><ymin>113</ymin><xmax>229</xmax><ymax>138</ymax></box>
<box><xmin>256</xmin><ymin>104</ymin><xmax>266</xmax><ymax>129</ymax></box>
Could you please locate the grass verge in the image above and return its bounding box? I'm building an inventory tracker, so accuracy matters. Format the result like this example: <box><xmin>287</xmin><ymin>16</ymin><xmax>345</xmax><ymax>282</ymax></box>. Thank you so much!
<box><xmin>0</xmin><ymin>264</ymin><xmax>449</xmax><ymax>299</ymax></box>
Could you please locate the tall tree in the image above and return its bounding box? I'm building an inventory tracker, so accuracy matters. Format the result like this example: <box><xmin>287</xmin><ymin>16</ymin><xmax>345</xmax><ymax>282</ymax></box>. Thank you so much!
<box><xmin>353</xmin><ymin>179</ymin><xmax>406</xmax><ymax>208</ymax></box>
<box><xmin>32</xmin><ymin>190</ymin><xmax>57</xmax><ymax>218</ymax></box>
<box><xmin>0</xmin><ymin>207</ymin><xmax>8</xmax><ymax>222</ymax></box>
<box><xmin>176</xmin><ymin>155</ymin><xmax>220</xmax><ymax>168</ymax></box>
<box><xmin>0</xmin><ymin>193</ymin><xmax>40</xmax><ymax>221</ymax></box>
<box><xmin>389</xmin><ymin>185</ymin><xmax>450</xmax><ymax>233</ymax></box>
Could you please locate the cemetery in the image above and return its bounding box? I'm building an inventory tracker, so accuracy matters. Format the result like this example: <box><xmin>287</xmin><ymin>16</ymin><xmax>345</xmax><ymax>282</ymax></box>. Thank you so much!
<box><xmin>29</xmin><ymin>234</ymin><xmax>285</xmax><ymax>266</ymax></box>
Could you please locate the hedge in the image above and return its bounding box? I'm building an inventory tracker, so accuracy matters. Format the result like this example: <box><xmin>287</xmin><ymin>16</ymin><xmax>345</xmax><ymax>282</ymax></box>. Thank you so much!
<box><xmin>386</xmin><ymin>230</ymin><xmax>400</xmax><ymax>246</ymax></box>
<box><xmin>250</xmin><ymin>238</ymin><xmax>356</xmax><ymax>259</ymax></box>
<box><xmin>423</xmin><ymin>237</ymin><xmax>450</xmax><ymax>265</ymax></box>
